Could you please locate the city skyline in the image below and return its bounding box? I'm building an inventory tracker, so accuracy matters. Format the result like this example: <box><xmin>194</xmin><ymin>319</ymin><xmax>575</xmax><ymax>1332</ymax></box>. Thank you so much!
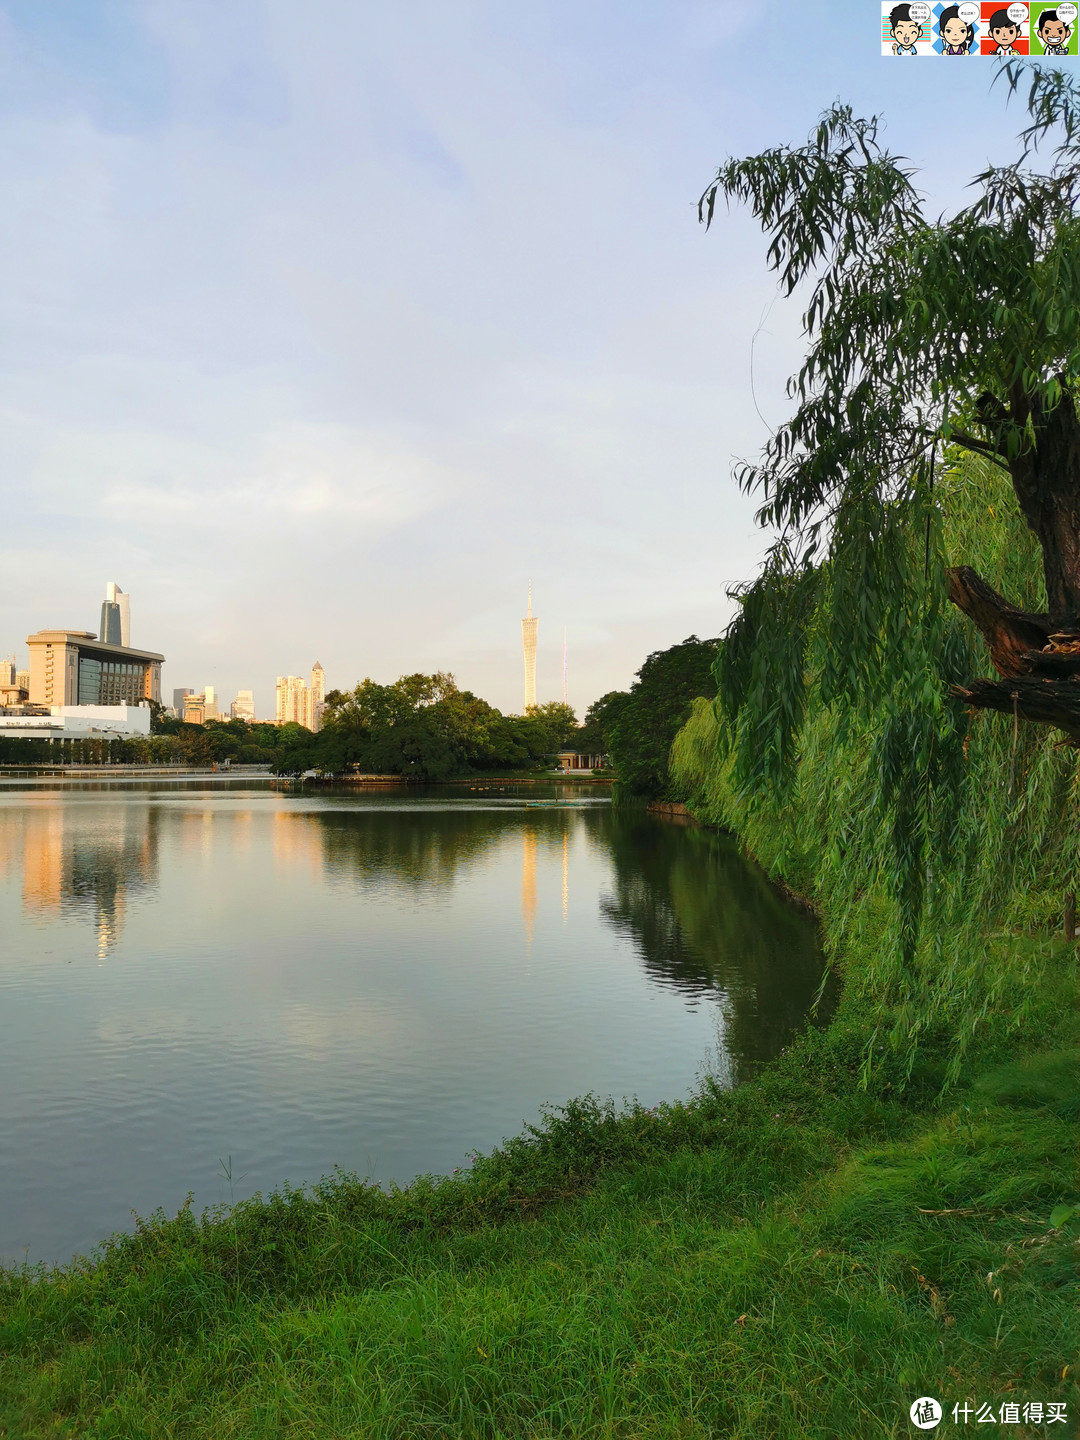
<box><xmin>1</xmin><ymin>4</ymin><xmax>1021</xmax><ymax>718</ymax></box>
<box><xmin>6</xmin><ymin>579</ymin><xmax>584</xmax><ymax>725</ymax></box>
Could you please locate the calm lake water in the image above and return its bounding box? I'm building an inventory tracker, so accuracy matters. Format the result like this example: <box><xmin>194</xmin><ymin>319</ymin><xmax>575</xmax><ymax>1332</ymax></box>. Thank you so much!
<box><xmin>0</xmin><ymin>779</ymin><xmax>827</xmax><ymax>1268</ymax></box>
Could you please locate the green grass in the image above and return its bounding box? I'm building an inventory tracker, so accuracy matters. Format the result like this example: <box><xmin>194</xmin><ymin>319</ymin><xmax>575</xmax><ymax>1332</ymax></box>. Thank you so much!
<box><xmin>3</xmin><ymin>988</ymin><xmax>1079</xmax><ymax>1438</ymax></box>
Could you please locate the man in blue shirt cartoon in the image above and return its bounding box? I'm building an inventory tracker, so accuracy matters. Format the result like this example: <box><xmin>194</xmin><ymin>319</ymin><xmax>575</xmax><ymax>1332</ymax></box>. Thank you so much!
<box><xmin>888</xmin><ymin>2</ymin><xmax>923</xmax><ymax>51</ymax></box>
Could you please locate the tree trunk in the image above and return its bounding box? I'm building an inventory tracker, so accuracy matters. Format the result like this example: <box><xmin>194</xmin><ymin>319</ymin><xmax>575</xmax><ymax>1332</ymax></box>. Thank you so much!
<box><xmin>947</xmin><ymin>389</ymin><xmax>1080</xmax><ymax>740</ymax></box>
<box><xmin>1007</xmin><ymin>386</ymin><xmax>1080</xmax><ymax>625</ymax></box>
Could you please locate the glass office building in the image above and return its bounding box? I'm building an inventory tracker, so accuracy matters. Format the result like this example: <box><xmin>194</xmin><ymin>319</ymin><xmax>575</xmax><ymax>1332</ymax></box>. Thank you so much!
<box><xmin>26</xmin><ymin>631</ymin><xmax>163</xmax><ymax>710</ymax></box>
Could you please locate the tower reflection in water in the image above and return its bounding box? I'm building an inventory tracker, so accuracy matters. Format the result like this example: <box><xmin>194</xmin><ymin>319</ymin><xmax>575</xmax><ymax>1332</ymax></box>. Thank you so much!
<box><xmin>306</xmin><ymin>803</ymin><xmax>828</xmax><ymax>1082</ymax></box>
<box><xmin>3</xmin><ymin>800</ymin><xmax>160</xmax><ymax>958</ymax></box>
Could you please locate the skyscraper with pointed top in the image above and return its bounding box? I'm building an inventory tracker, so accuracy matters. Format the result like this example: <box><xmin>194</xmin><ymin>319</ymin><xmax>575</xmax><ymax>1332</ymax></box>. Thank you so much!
<box><xmin>521</xmin><ymin>583</ymin><xmax>538</xmax><ymax>712</ymax></box>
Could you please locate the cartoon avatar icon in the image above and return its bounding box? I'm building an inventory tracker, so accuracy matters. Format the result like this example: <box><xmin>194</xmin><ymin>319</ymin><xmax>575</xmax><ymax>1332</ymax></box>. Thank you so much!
<box><xmin>1036</xmin><ymin>7</ymin><xmax>1072</xmax><ymax>51</ymax></box>
<box><xmin>939</xmin><ymin>3</ymin><xmax>975</xmax><ymax>50</ymax></box>
<box><xmin>988</xmin><ymin>6</ymin><xmax>1022</xmax><ymax>50</ymax></box>
<box><xmin>889</xmin><ymin>2</ymin><xmax>923</xmax><ymax>52</ymax></box>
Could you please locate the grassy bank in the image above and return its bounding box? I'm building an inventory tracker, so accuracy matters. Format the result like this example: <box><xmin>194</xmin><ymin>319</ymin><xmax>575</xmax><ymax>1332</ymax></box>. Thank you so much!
<box><xmin>2</xmin><ymin>955</ymin><xmax>1078</xmax><ymax>1437</ymax></box>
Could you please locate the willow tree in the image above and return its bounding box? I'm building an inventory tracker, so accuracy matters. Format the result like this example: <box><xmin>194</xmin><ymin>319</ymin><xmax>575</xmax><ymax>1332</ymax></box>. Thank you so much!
<box><xmin>702</xmin><ymin>65</ymin><xmax>1080</xmax><ymax>760</ymax></box>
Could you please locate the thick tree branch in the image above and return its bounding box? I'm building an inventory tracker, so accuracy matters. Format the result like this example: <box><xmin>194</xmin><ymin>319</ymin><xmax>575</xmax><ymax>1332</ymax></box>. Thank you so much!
<box><xmin>953</xmin><ymin>675</ymin><xmax>1080</xmax><ymax>741</ymax></box>
<box><xmin>946</xmin><ymin>565</ymin><xmax>1053</xmax><ymax>676</ymax></box>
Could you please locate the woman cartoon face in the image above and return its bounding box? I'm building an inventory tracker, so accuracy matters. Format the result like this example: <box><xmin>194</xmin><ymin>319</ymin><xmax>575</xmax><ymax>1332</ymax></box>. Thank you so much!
<box><xmin>893</xmin><ymin>16</ymin><xmax>922</xmax><ymax>44</ymax></box>
<box><xmin>942</xmin><ymin>14</ymin><xmax>971</xmax><ymax>44</ymax></box>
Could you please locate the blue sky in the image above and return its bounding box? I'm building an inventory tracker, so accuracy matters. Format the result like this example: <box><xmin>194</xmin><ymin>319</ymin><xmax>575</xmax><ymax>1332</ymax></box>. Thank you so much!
<box><xmin>0</xmin><ymin>0</ymin><xmax>1053</xmax><ymax>716</ymax></box>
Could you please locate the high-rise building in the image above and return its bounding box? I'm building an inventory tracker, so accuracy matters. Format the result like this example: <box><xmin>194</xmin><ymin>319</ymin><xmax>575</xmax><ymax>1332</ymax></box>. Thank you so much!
<box><xmin>231</xmin><ymin>690</ymin><xmax>255</xmax><ymax>722</ymax></box>
<box><xmin>308</xmin><ymin>662</ymin><xmax>325</xmax><ymax>733</ymax></box>
<box><xmin>0</xmin><ymin>658</ymin><xmax>25</xmax><ymax>709</ymax></box>
<box><xmin>276</xmin><ymin>675</ymin><xmax>303</xmax><ymax>724</ymax></box>
<box><xmin>183</xmin><ymin>693</ymin><xmax>206</xmax><ymax>724</ymax></box>
<box><xmin>521</xmin><ymin>583</ymin><xmax>538</xmax><ymax>712</ymax></box>
<box><xmin>99</xmin><ymin>583</ymin><xmax>131</xmax><ymax>648</ymax></box>
<box><xmin>276</xmin><ymin>665</ymin><xmax>326</xmax><ymax>731</ymax></box>
<box><xmin>15</xmin><ymin>670</ymin><xmax>29</xmax><ymax>693</ymax></box>
<box><xmin>203</xmin><ymin>684</ymin><xmax>218</xmax><ymax>722</ymax></box>
<box><xmin>172</xmin><ymin>687</ymin><xmax>193</xmax><ymax>716</ymax></box>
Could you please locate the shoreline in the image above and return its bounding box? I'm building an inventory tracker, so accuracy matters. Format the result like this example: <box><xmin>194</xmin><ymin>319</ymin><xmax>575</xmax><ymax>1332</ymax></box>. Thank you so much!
<box><xmin>4</xmin><ymin>793</ymin><xmax>1075</xmax><ymax>1433</ymax></box>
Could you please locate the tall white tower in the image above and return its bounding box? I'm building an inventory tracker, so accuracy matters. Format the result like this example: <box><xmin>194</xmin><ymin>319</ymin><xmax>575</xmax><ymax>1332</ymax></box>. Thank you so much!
<box><xmin>521</xmin><ymin>583</ymin><xmax>538</xmax><ymax>712</ymax></box>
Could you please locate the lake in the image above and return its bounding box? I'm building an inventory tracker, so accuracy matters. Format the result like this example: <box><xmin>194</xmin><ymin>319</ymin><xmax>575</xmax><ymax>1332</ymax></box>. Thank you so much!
<box><xmin>0</xmin><ymin>778</ymin><xmax>827</xmax><ymax>1267</ymax></box>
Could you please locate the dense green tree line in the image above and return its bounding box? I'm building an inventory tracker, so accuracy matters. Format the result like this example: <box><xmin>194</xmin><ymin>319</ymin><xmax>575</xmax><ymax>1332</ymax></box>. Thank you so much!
<box><xmin>301</xmin><ymin>675</ymin><xmax>580</xmax><ymax>780</ymax></box>
<box><xmin>580</xmin><ymin>636</ymin><xmax>720</xmax><ymax>799</ymax></box>
<box><xmin>0</xmin><ymin>645</ymin><xmax>723</xmax><ymax>790</ymax></box>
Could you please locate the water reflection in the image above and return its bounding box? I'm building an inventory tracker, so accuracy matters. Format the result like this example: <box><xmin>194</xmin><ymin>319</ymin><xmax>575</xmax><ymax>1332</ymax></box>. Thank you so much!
<box><xmin>600</xmin><ymin>811</ymin><xmax>831</xmax><ymax>1076</ymax></box>
<box><xmin>1</xmin><ymin>785</ymin><xmax>829</xmax><ymax>1267</ymax></box>
<box><xmin>314</xmin><ymin>806</ymin><xmax>514</xmax><ymax>888</ymax></box>
<box><xmin>0</xmin><ymin>802</ymin><xmax>160</xmax><ymax>957</ymax></box>
<box><xmin>522</xmin><ymin>826</ymin><xmax>538</xmax><ymax>950</ymax></box>
<box><xmin>295</xmin><ymin>803</ymin><xmax>827</xmax><ymax>1079</ymax></box>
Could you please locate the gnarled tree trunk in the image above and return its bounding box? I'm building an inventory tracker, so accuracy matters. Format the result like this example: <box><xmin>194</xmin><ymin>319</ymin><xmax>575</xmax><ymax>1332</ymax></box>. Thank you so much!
<box><xmin>948</xmin><ymin>387</ymin><xmax>1080</xmax><ymax>741</ymax></box>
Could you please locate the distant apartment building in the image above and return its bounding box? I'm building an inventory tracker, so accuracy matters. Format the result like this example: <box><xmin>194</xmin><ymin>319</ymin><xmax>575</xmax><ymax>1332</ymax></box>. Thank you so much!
<box><xmin>178</xmin><ymin>686</ymin><xmax>222</xmax><ymax>724</ymax></box>
<box><xmin>15</xmin><ymin>670</ymin><xmax>29</xmax><ymax>693</ymax></box>
<box><xmin>311</xmin><ymin>661</ymin><xmax>325</xmax><ymax>729</ymax></box>
<box><xmin>231</xmin><ymin>690</ymin><xmax>255</xmax><ymax>722</ymax></box>
<box><xmin>275</xmin><ymin>662</ymin><xmax>326</xmax><ymax>732</ymax></box>
<box><xmin>0</xmin><ymin>658</ymin><xmax>28</xmax><ymax>710</ymax></box>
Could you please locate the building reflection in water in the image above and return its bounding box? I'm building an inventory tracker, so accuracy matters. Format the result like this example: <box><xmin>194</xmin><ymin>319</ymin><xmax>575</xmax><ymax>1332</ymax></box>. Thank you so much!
<box><xmin>273</xmin><ymin>809</ymin><xmax>325</xmax><ymax>878</ymax></box>
<box><xmin>521</xmin><ymin>826</ymin><xmax>538</xmax><ymax>952</ymax></box>
<box><xmin>300</xmin><ymin>804</ymin><xmax>827</xmax><ymax>1080</ymax></box>
<box><xmin>4</xmin><ymin>800</ymin><xmax>160</xmax><ymax>957</ymax></box>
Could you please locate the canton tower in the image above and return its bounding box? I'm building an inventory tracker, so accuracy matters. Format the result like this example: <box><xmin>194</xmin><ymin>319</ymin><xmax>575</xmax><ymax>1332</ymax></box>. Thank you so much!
<box><xmin>521</xmin><ymin>582</ymin><xmax>538</xmax><ymax>711</ymax></box>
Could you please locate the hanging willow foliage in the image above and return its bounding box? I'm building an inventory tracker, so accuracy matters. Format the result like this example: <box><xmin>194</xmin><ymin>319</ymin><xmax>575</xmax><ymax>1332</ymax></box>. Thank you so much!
<box><xmin>703</xmin><ymin>64</ymin><xmax>1080</xmax><ymax>745</ymax></box>
<box><xmin>675</xmin><ymin>458</ymin><xmax>1079</xmax><ymax>1083</ymax></box>
<box><xmin>693</xmin><ymin>65</ymin><xmax>1080</xmax><ymax>1056</ymax></box>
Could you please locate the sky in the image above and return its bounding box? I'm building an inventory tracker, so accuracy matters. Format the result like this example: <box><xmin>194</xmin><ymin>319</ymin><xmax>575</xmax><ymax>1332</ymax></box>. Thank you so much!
<box><xmin>0</xmin><ymin>0</ymin><xmax>1049</xmax><ymax>718</ymax></box>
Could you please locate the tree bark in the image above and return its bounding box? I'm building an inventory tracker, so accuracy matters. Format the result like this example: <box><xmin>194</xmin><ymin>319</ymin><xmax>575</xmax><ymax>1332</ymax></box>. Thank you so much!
<box><xmin>945</xmin><ymin>390</ymin><xmax>1080</xmax><ymax>738</ymax></box>
<box><xmin>1004</xmin><ymin>386</ymin><xmax>1080</xmax><ymax>625</ymax></box>
<box><xmin>952</xmin><ymin>675</ymin><xmax>1080</xmax><ymax>739</ymax></box>
<box><xmin>945</xmin><ymin>568</ymin><xmax>1055</xmax><ymax>676</ymax></box>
